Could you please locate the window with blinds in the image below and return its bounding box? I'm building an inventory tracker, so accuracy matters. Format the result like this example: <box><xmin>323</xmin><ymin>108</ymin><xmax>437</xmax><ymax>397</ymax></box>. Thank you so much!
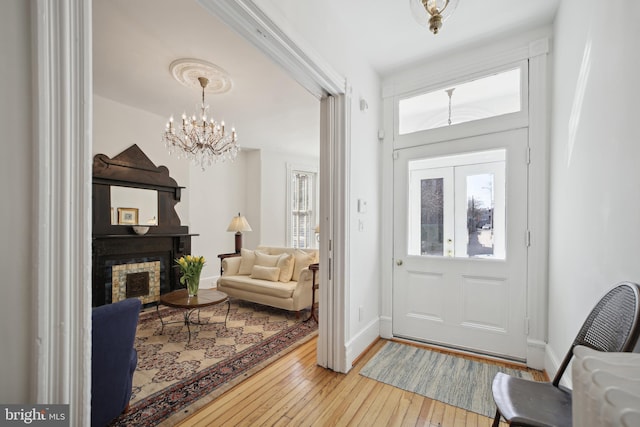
<box><xmin>289</xmin><ymin>169</ymin><xmax>317</xmax><ymax>248</ymax></box>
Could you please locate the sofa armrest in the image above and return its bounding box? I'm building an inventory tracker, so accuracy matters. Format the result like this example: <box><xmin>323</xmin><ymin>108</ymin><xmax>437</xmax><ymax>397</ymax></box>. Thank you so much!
<box><xmin>298</xmin><ymin>267</ymin><xmax>313</xmax><ymax>287</ymax></box>
<box><xmin>222</xmin><ymin>256</ymin><xmax>241</xmax><ymax>276</ymax></box>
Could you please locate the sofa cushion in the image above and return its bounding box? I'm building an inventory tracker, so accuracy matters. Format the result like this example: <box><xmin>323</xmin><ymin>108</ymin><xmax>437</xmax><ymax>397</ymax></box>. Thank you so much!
<box><xmin>276</xmin><ymin>253</ymin><xmax>295</xmax><ymax>282</ymax></box>
<box><xmin>255</xmin><ymin>251</ymin><xmax>280</xmax><ymax>267</ymax></box>
<box><xmin>293</xmin><ymin>249</ymin><xmax>315</xmax><ymax>281</ymax></box>
<box><xmin>219</xmin><ymin>275</ymin><xmax>297</xmax><ymax>299</ymax></box>
<box><xmin>250</xmin><ymin>265</ymin><xmax>281</xmax><ymax>281</ymax></box>
<box><xmin>238</xmin><ymin>248</ymin><xmax>256</xmax><ymax>275</ymax></box>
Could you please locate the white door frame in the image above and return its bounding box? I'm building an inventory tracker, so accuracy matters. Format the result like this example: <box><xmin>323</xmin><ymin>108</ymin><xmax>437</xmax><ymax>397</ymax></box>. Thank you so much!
<box><xmin>381</xmin><ymin>37</ymin><xmax>550</xmax><ymax>369</ymax></box>
<box><xmin>198</xmin><ymin>0</ymin><xmax>350</xmax><ymax>373</ymax></box>
<box><xmin>33</xmin><ymin>0</ymin><xmax>93</xmax><ymax>424</ymax></box>
<box><xmin>33</xmin><ymin>2</ymin><xmax>350</xmax><ymax>424</ymax></box>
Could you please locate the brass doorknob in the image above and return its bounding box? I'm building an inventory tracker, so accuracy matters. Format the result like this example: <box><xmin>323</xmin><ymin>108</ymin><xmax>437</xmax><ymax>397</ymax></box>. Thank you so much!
<box><xmin>396</xmin><ymin>259</ymin><xmax>403</xmax><ymax>266</ymax></box>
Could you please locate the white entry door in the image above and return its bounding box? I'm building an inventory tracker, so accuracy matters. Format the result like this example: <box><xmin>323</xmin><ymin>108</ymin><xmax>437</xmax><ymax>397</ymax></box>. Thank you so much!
<box><xmin>393</xmin><ymin>128</ymin><xmax>528</xmax><ymax>360</ymax></box>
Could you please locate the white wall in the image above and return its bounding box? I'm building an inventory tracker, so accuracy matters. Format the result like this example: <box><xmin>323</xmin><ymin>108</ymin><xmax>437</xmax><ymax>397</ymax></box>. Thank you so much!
<box><xmin>93</xmin><ymin>96</ymin><xmax>190</xmax><ymax>222</ymax></box>
<box><xmin>257</xmin><ymin>0</ymin><xmax>383</xmax><ymax>366</ymax></box>
<box><xmin>0</xmin><ymin>0</ymin><xmax>32</xmax><ymax>403</ymax></box>
<box><xmin>244</xmin><ymin>150</ymin><xmax>262</xmax><ymax>251</ymax></box>
<box><xmin>189</xmin><ymin>154</ymin><xmax>250</xmax><ymax>286</ymax></box>
<box><xmin>548</xmin><ymin>0</ymin><xmax>640</xmax><ymax>376</ymax></box>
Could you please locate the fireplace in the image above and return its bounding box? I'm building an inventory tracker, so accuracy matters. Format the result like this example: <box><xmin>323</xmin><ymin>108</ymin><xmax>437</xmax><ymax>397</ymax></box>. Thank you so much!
<box><xmin>92</xmin><ymin>235</ymin><xmax>192</xmax><ymax>306</ymax></box>
<box><xmin>92</xmin><ymin>144</ymin><xmax>197</xmax><ymax>307</ymax></box>
<box><xmin>112</xmin><ymin>261</ymin><xmax>160</xmax><ymax>304</ymax></box>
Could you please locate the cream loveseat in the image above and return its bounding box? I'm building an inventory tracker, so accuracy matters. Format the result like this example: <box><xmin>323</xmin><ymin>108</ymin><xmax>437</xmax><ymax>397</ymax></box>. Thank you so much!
<box><xmin>217</xmin><ymin>246</ymin><xmax>318</xmax><ymax>313</ymax></box>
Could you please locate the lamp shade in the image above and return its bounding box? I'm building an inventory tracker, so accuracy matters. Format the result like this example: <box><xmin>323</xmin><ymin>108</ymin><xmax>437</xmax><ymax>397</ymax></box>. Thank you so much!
<box><xmin>227</xmin><ymin>213</ymin><xmax>252</xmax><ymax>233</ymax></box>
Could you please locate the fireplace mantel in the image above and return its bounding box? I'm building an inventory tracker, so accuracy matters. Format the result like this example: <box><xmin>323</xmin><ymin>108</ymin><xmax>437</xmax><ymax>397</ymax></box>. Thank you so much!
<box><xmin>92</xmin><ymin>145</ymin><xmax>197</xmax><ymax>307</ymax></box>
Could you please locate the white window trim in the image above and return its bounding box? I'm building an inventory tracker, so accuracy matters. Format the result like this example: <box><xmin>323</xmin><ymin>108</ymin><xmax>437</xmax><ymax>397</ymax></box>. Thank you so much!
<box><xmin>286</xmin><ymin>163</ymin><xmax>319</xmax><ymax>249</ymax></box>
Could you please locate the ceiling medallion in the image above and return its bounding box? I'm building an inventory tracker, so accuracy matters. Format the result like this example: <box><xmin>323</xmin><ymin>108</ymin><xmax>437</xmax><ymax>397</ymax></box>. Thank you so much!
<box><xmin>163</xmin><ymin>59</ymin><xmax>238</xmax><ymax>169</ymax></box>
<box><xmin>169</xmin><ymin>58</ymin><xmax>233</xmax><ymax>94</ymax></box>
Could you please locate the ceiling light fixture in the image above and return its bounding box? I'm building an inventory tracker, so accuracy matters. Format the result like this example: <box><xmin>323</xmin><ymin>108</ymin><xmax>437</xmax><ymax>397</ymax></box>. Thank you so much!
<box><xmin>446</xmin><ymin>87</ymin><xmax>455</xmax><ymax>125</ymax></box>
<box><xmin>410</xmin><ymin>0</ymin><xmax>459</xmax><ymax>35</ymax></box>
<box><xmin>162</xmin><ymin>59</ymin><xmax>238</xmax><ymax>169</ymax></box>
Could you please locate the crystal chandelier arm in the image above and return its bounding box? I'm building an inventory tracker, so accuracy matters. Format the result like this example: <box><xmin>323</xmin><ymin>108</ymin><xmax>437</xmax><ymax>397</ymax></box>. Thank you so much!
<box><xmin>163</xmin><ymin>74</ymin><xmax>239</xmax><ymax>169</ymax></box>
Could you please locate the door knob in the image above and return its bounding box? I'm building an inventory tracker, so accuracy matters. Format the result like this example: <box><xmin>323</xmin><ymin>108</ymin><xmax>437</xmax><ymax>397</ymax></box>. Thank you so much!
<box><xmin>396</xmin><ymin>259</ymin><xmax>403</xmax><ymax>266</ymax></box>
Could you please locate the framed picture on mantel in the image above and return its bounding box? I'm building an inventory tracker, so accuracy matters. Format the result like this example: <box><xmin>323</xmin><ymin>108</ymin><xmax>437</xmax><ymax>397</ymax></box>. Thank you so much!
<box><xmin>117</xmin><ymin>207</ymin><xmax>139</xmax><ymax>225</ymax></box>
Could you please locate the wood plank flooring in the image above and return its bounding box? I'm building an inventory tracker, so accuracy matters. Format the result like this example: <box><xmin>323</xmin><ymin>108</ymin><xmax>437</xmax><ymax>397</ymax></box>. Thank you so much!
<box><xmin>177</xmin><ymin>337</ymin><xmax>546</xmax><ymax>427</ymax></box>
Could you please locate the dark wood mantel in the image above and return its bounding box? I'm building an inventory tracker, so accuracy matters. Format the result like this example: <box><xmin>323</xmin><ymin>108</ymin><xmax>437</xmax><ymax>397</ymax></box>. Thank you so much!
<box><xmin>92</xmin><ymin>144</ymin><xmax>197</xmax><ymax>307</ymax></box>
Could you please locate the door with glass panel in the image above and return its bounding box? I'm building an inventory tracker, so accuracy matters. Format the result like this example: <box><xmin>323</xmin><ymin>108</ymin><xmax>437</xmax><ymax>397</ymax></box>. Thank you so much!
<box><xmin>393</xmin><ymin>128</ymin><xmax>528</xmax><ymax>359</ymax></box>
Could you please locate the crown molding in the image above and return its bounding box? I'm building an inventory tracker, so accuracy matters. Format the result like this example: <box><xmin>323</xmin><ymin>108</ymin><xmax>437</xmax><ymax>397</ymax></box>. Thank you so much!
<box><xmin>197</xmin><ymin>0</ymin><xmax>346</xmax><ymax>98</ymax></box>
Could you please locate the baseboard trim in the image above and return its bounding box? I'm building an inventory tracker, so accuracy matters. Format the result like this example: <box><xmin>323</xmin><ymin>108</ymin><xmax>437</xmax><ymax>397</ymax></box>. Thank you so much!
<box><xmin>345</xmin><ymin>317</ymin><xmax>380</xmax><ymax>372</ymax></box>
<box><xmin>379</xmin><ymin>315</ymin><xmax>393</xmax><ymax>339</ymax></box>
<box><xmin>200</xmin><ymin>275</ymin><xmax>220</xmax><ymax>289</ymax></box>
<box><xmin>526</xmin><ymin>338</ymin><xmax>546</xmax><ymax>370</ymax></box>
<box><xmin>545</xmin><ymin>343</ymin><xmax>568</xmax><ymax>387</ymax></box>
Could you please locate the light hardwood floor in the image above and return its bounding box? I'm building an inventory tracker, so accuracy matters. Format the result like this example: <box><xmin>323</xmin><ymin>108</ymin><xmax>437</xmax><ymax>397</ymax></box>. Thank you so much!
<box><xmin>177</xmin><ymin>337</ymin><xmax>546</xmax><ymax>427</ymax></box>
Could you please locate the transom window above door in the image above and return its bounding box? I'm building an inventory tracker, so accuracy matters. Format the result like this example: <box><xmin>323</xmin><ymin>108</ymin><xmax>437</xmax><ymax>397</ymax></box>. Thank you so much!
<box><xmin>399</xmin><ymin>68</ymin><xmax>522</xmax><ymax>135</ymax></box>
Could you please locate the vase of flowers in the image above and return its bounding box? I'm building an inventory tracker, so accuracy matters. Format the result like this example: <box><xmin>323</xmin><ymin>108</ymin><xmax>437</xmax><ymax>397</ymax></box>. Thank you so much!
<box><xmin>175</xmin><ymin>255</ymin><xmax>205</xmax><ymax>297</ymax></box>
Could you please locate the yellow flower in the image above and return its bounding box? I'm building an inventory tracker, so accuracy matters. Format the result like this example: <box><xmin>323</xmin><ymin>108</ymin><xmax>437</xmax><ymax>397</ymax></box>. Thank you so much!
<box><xmin>175</xmin><ymin>254</ymin><xmax>206</xmax><ymax>285</ymax></box>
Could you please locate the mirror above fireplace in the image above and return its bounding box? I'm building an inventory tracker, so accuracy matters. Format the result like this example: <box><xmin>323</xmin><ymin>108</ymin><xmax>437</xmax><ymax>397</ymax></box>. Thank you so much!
<box><xmin>110</xmin><ymin>186</ymin><xmax>158</xmax><ymax>225</ymax></box>
<box><xmin>92</xmin><ymin>144</ymin><xmax>188</xmax><ymax>236</ymax></box>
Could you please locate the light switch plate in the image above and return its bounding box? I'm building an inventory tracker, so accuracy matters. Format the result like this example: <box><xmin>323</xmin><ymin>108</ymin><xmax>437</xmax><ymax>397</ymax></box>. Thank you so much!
<box><xmin>357</xmin><ymin>198</ymin><xmax>367</xmax><ymax>213</ymax></box>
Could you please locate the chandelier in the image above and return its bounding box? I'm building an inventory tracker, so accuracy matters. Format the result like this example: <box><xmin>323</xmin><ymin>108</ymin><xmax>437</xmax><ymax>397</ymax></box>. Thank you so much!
<box><xmin>163</xmin><ymin>74</ymin><xmax>238</xmax><ymax>169</ymax></box>
<box><xmin>410</xmin><ymin>0</ymin><xmax>459</xmax><ymax>35</ymax></box>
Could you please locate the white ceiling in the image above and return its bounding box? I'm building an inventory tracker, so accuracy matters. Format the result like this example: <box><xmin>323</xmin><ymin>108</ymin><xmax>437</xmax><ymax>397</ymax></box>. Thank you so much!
<box><xmin>93</xmin><ymin>0</ymin><xmax>321</xmax><ymax>156</ymax></box>
<box><xmin>93</xmin><ymin>0</ymin><xmax>559</xmax><ymax>155</ymax></box>
<box><xmin>285</xmin><ymin>0</ymin><xmax>561</xmax><ymax>76</ymax></box>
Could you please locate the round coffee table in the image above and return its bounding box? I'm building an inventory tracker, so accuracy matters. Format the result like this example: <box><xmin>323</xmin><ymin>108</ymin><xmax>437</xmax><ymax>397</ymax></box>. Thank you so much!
<box><xmin>156</xmin><ymin>289</ymin><xmax>230</xmax><ymax>344</ymax></box>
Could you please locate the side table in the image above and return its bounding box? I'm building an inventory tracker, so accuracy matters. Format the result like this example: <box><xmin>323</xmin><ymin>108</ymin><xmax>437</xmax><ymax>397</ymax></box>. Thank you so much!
<box><xmin>309</xmin><ymin>263</ymin><xmax>319</xmax><ymax>322</ymax></box>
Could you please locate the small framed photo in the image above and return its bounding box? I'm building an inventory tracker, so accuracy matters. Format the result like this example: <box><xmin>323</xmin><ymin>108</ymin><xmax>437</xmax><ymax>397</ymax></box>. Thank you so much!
<box><xmin>117</xmin><ymin>207</ymin><xmax>139</xmax><ymax>225</ymax></box>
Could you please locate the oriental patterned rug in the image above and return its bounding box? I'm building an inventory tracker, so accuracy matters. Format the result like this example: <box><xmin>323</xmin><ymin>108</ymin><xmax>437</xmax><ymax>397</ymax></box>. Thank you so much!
<box><xmin>111</xmin><ymin>298</ymin><xmax>317</xmax><ymax>426</ymax></box>
<box><xmin>360</xmin><ymin>341</ymin><xmax>534</xmax><ymax>418</ymax></box>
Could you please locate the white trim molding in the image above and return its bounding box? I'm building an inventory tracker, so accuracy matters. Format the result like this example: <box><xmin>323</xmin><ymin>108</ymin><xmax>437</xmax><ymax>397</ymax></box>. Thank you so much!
<box><xmin>197</xmin><ymin>0</ymin><xmax>345</xmax><ymax>99</ymax></box>
<box><xmin>318</xmin><ymin>94</ymin><xmax>350</xmax><ymax>372</ymax></box>
<box><xmin>526</xmin><ymin>37</ymin><xmax>551</xmax><ymax>370</ymax></box>
<box><xmin>33</xmin><ymin>0</ymin><xmax>92</xmax><ymax>424</ymax></box>
<box><xmin>345</xmin><ymin>317</ymin><xmax>380</xmax><ymax>367</ymax></box>
<box><xmin>201</xmin><ymin>0</ymin><xmax>350</xmax><ymax>373</ymax></box>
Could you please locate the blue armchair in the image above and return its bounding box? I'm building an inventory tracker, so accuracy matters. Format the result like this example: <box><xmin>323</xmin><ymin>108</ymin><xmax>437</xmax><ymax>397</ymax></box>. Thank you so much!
<box><xmin>91</xmin><ymin>298</ymin><xmax>141</xmax><ymax>427</ymax></box>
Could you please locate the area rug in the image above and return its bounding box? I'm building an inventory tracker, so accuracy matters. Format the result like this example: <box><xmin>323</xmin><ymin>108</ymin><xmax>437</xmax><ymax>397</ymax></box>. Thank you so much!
<box><xmin>359</xmin><ymin>341</ymin><xmax>533</xmax><ymax>418</ymax></box>
<box><xmin>111</xmin><ymin>299</ymin><xmax>317</xmax><ymax>426</ymax></box>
